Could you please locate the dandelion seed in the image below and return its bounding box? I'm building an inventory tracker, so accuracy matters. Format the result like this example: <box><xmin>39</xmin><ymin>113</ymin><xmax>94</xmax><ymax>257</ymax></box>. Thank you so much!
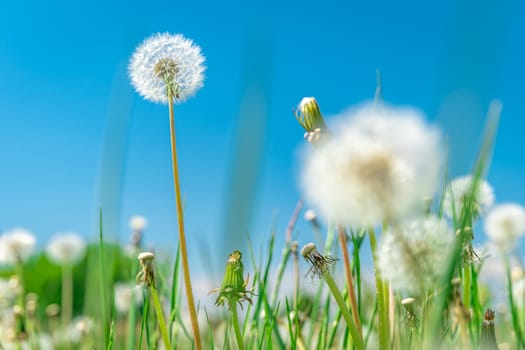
<box><xmin>0</xmin><ymin>228</ymin><xmax>36</xmax><ymax>264</ymax></box>
<box><xmin>129</xmin><ymin>33</ymin><xmax>205</xmax><ymax>104</ymax></box>
<box><xmin>377</xmin><ymin>216</ymin><xmax>454</xmax><ymax>295</ymax></box>
<box><xmin>444</xmin><ymin>175</ymin><xmax>494</xmax><ymax>221</ymax></box>
<box><xmin>300</xmin><ymin>103</ymin><xmax>442</xmax><ymax>226</ymax></box>
<box><xmin>484</xmin><ymin>203</ymin><xmax>525</xmax><ymax>251</ymax></box>
<box><xmin>46</xmin><ymin>232</ymin><xmax>86</xmax><ymax>265</ymax></box>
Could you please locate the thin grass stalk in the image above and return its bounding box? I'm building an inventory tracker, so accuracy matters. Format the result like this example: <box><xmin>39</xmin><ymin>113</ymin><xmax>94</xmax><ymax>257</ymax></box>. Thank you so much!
<box><xmin>368</xmin><ymin>228</ymin><xmax>389</xmax><ymax>349</ymax></box>
<box><xmin>98</xmin><ymin>210</ymin><xmax>109</xmax><ymax>348</ymax></box>
<box><xmin>166</xmin><ymin>91</ymin><xmax>201</xmax><ymax>350</ymax></box>
<box><xmin>505</xmin><ymin>256</ymin><xmax>525</xmax><ymax>349</ymax></box>
<box><xmin>150</xmin><ymin>285</ymin><xmax>172</xmax><ymax>350</ymax></box>
<box><xmin>337</xmin><ymin>226</ymin><xmax>363</xmax><ymax>342</ymax></box>
<box><xmin>61</xmin><ymin>264</ymin><xmax>73</xmax><ymax>326</ymax></box>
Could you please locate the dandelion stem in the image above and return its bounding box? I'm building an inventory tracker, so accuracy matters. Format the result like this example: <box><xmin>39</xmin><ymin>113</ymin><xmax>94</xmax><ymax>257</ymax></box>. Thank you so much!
<box><xmin>167</xmin><ymin>91</ymin><xmax>202</xmax><ymax>350</ymax></box>
<box><xmin>150</xmin><ymin>285</ymin><xmax>172</xmax><ymax>350</ymax></box>
<box><xmin>231</xmin><ymin>304</ymin><xmax>245</xmax><ymax>350</ymax></box>
<box><xmin>337</xmin><ymin>226</ymin><xmax>363</xmax><ymax>338</ymax></box>
<box><xmin>368</xmin><ymin>228</ymin><xmax>389</xmax><ymax>350</ymax></box>
<box><xmin>321</xmin><ymin>271</ymin><xmax>365</xmax><ymax>350</ymax></box>
<box><xmin>61</xmin><ymin>264</ymin><xmax>73</xmax><ymax>326</ymax></box>
<box><xmin>505</xmin><ymin>256</ymin><xmax>525</xmax><ymax>349</ymax></box>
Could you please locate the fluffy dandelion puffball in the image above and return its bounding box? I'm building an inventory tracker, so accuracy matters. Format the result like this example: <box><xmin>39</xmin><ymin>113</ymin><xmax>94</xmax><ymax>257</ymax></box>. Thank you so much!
<box><xmin>377</xmin><ymin>216</ymin><xmax>454</xmax><ymax>295</ymax></box>
<box><xmin>484</xmin><ymin>203</ymin><xmax>525</xmax><ymax>251</ymax></box>
<box><xmin>129</xmin><ymin>33</ymin><xmax>205</xmax><ymax>104</ymax></box>
<box><xmin>300</xmin><ymin>103</ymin><xmax>442</xmax><ymax>226</ymax></box>
<box><xmin>46</xmin><ymin>233</ymin><xmax>87</xmax><ymax>265</ymax></box>
<box><xmin>0</xmin><ymin>228</ymin><xmax>36</xmax><ymax>264</ymax></box>
<box><xmin>114</xmin><ymin>283</ymin><xmax>142</xmax><ymax>314</ymax></box>
<box><xmin>129</xmin><ymin>215</ymin><xmax>148</xmax><ymax>231</ymax></box>
<box><xmin>443</xmin><ymin>175</ymin><xmax>494</xmax><ymax>220</ymax></box>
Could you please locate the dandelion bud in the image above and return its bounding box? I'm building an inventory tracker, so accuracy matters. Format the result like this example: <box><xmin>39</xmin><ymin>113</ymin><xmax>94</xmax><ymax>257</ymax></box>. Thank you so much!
<box><xmin>479</xmin><ymin>309</ymin><xmax>499</xmax><ymax>350</ymax></box>
<box><xmin>211</xmin><ymin>250</ymin><xmax>253</xmax><ymax>309</ymax></box>
<box><xmin>295</xmin><ymin>97</ymin><xmax>328</xmax><ymax>139</ymax></box>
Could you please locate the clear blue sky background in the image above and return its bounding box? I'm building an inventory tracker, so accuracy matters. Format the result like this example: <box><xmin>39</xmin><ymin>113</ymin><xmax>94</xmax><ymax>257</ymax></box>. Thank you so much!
<box><xmin>1</xmin><ymin>0</ymin><xmax>524</xmax><ymax>278</ymax></box>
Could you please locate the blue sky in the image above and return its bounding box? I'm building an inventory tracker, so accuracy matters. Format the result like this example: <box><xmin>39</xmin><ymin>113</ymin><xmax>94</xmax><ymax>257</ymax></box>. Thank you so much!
<box><xmin>0</xmin><ymin>0</ymin><xmax>524</xmax><ymax>276</ymax></box>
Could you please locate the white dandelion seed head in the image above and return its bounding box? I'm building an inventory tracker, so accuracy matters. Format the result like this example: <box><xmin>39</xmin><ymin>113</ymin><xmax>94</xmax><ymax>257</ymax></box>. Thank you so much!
<box><xmin>443</xmin><ymin>175</ymin><xmax>494</xmax><ymax>220</ymax></box>
<box><xmin>0</xmin><ymin>228</ymin><xmax>36</xmax><ymax>265</ymax></box>
<box><xmin>377</xmin><ymin>215</ymin><xmax>454</xmax><ymax>295</ymax></box>
<box><xmin>129</xmin><ymin>33</ymin><xmax>206</xmax><ymax>104</ymax></box>
<box><xmin>46</xmin><ymin>232</ymin><xmax>87</xmax><ymax>265</ymax></box>
<box><xmin>484</xmin><ymin>203</ymin><xmax>525</xmax><ymax>251</ymax></box>
<box><xmin>114</xmin><ymin>282</ymin><xmax>143</xmax><ymax>314</ymax></box>
<box><xmin>129</xmin><ymin>215</ymin><xmax>148</xmax><ymax>231</ymax></box>
<box><xmin>300</xmin><ymin>103</ymin><xmax>443</xmax><ymax>227</ymax></box>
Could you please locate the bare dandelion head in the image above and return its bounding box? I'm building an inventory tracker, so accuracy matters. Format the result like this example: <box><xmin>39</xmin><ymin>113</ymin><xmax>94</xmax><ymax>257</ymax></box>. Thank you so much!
<box><xmin>300</xmin><ymin>103</ymin><xmax>442</xmax><ymax>227</ymax></box>
<box><xmin>136</xmin><ymin>251</ymin><xmax>155</xmax><ymax>287</ymax></box>
<box><xmin>129</xmin><ymin>33</ymin><xmax>205</xmax><ymax>104</ymax></box>
<box><xmin>300</xmin><ymin>243</ymin><xmax>338</xmax><ymax>279</ymax></box>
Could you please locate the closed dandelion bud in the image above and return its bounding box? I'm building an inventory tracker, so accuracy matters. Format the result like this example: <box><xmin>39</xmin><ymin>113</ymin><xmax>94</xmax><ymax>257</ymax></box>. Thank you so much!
<box><xmin>211</xmin><ymin>250</ymin><xmax>253</xmax><ymax>310</ymax></box>
<box><xmin>295</xmin><ymin>97</ymin><xmax>328</xmax><ymax>142</ymax></box>
<box><xmin>479</xmin><ymin>309</ymin><xmax>499</xmax><ymax>350</ymax></box>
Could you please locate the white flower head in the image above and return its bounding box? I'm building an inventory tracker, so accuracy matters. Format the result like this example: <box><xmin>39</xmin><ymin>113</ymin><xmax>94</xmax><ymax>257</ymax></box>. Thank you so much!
<box><xmin>300</xmin><ymin>103</ymin><xmax>443</xmax><ymax>226</ymax></box>
<box><xmin>0</xmin><ymin>228</ymin><xmax>36</xmax><ymax>265</ymax></box>
<box><xmin>484</xmin><ymin>203</ymin><xmax>525</xmax><ymax>251</ymax></box>
<box><xmin>129</xmin><ymin>215</ymin><xmax>148</xmax><ymax>231</ymax></box>
<box><xmin>46</xmin><ymin>232</ymin><xmax>87</xmax><ymax>265</ymax></box>
<box><xmin>443</xmin><ymin>175</ymin><xmax>494</xmax><ymax>221</ymax></box>
<box><xmin>377</xmin><ymin>216</ymin><xmax>454</xmax><ymax>295</ymax></box>
<box><xmin>129</xmin><ymin>33</ymin><xmax>205</xmax><ymax>104</ymax></box>
<box><xmin>114</xmin><ymin>282</ymin><xmax>143</xmax><ymax>314</ymax></box>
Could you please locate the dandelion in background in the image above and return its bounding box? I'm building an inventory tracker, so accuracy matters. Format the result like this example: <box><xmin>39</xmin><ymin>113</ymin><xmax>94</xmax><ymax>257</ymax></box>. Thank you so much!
<box><xmin>129</xmin><ymin>215</ymin><xmax>147</xmax><ymax>249</ymax></box>
<box><xmin>46</xmin><ymin>233</ymin><xmax>86</xmax><ymax>266</ymax></box>
<box><xmin>46</xmin><ymin>232</ymin><xmax>86</xmax><ymax>327</ymax></box>
<box><xmin>0</xmin><ymin>228</ymin><xmax>36</xmax><ymax>265</ymax></box>
<box><xmin>484</xmin><ymin>203</ymin><xmax>525</xmax><ymax>252</ymax></box>
<box><xmin>300</xmin><ymin>103</ymin><xmax>442</xmax><ymax>227</ymax></box>
<box><xmin>114</xmin><ymin>283</ymin><xmax>142</xmax><ymax>314</ymax></box>
<box><xmin>377</xmin><ymin>216</ymin><xmax>454</xmax><ymax>295</ymax></box>
<box><xmin>129</xmin><ymin>32</ymin><xmax>205</xmax><ymax>349</ymax></box>
<box><xmin>443</xmin><ymin>175</ymin><xmax>494</xmax><ymax>221</ymax></box>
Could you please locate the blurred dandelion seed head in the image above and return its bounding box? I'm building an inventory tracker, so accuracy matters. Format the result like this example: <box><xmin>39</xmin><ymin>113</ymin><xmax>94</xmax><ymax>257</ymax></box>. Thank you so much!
<box><xmin>46</xmin><ymin>232</ymin><xmax>86</xmax><ymax>265</ymax></box>
<box><xmin>377</xmin><ymin>216</ymin><xmax>454</xmax><ymax>295</ymax></box>
<box><xmin>129</xmin><ymin>215</ymin><xmax>148</xmax><ymax>232</ymax></box>
<box><xmin>300</xmin><ymin>104</ymin><xmax>442</xmax><ymax>227</ymax></box>
<box><xmin>129</xmin><ymin>33</ymin><xmax>205</xmax><ymax>104</ymax></box>
<box><xmin>444</xmin><ymin>175</ymin><xmax>494</xmax><ymax>220</ymax></box>
<box><xmin>484</xmin><ymin>203</ymin><xmax>525</xmax><ymax>251</ymax></box>
<box><xmin>0</xmin><ymin>228</ymin><xmax>36</xmax><ymax>265</ymax></box>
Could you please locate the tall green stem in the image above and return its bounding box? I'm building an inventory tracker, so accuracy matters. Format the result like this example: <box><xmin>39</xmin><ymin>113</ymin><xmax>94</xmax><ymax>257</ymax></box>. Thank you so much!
<box><xmin>167</xmin><ymin>92</ymin><xmax>202</xmax><ymax>350</ymax></box>
<box><xmin>322</xmin><ymin>271</ymin><xmax>365</xmax><ymax>350</ymax></box>
<box><xmin>151</xmin><ymin>286</ymin><xmax>172</xmax><ymax>350</ymax></box>
<box><xmin>337</xmin><ymin>226</ymin><xmax>363</xmax><ymax>339</ymax></box>
<box><xmin>369</xmin><ymin>228</ymin><xmax>389</xmax><ymax>349</ymax></box>
<box><xmin>62</xmin><ymin>264</ymin><xmax>73</xmax><ymax>326</ymax></box>
<box><xmin>231</xmin><ymin>305</ymin><xmax>245</xmax><ymax>350</ymax></box>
